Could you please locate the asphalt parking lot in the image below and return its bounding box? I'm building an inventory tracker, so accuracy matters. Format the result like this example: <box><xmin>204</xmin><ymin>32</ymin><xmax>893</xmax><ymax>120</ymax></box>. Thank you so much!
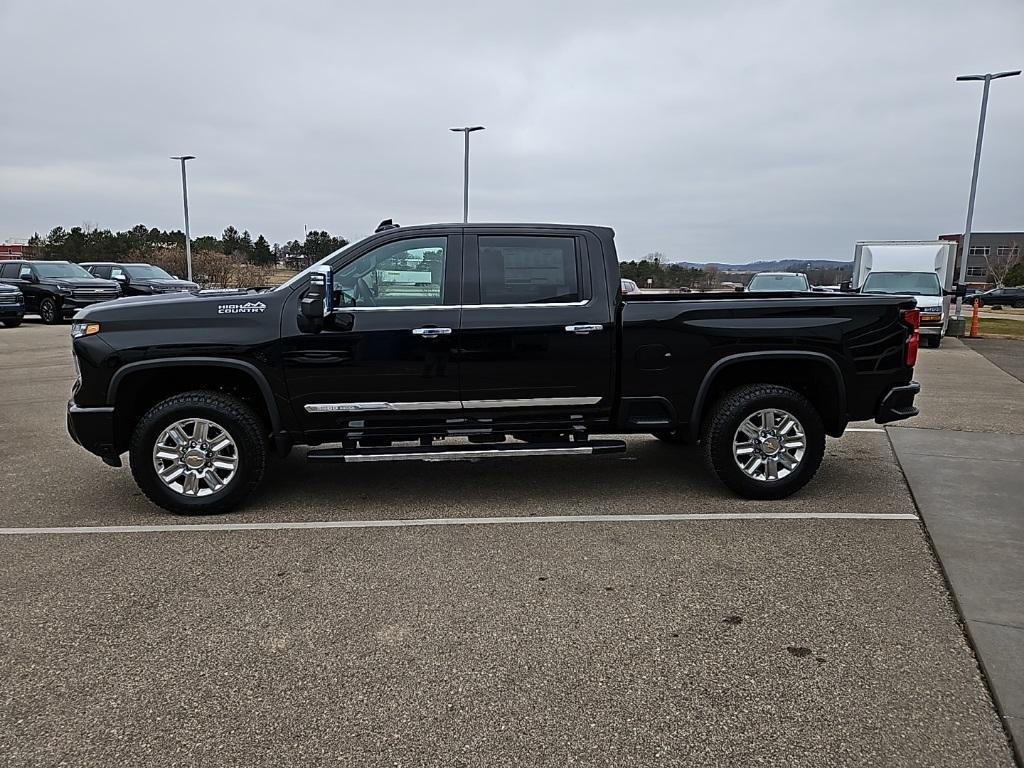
<box><xmin>0</xmin><ymin>322</ymin><xmax>1016</xmax><ymax>767</ymax></box>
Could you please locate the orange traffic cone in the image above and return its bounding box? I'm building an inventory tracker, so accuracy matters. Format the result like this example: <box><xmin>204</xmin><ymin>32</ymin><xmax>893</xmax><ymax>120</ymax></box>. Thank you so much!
<box><xmin>969</xmin><ymin>298</ymin><xmax>980</xmax><ymax>338</ymax></box>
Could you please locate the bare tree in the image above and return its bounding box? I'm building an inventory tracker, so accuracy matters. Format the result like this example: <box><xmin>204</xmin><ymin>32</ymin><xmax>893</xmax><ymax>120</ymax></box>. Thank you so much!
<box><xmin>984</xmin><ymin>241</ymin><xmax>1022</xmax><ymax>287</ymax></box>
<box><xmin>700</xmin><ymin>265</ymin><xmax>721</xmax><ymax>289</ymax></box>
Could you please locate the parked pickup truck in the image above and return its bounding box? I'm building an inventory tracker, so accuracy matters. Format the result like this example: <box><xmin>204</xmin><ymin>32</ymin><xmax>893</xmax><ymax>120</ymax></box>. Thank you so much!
<box><xmin>67</xmin><ymin>223</ymin><xmax>922</xmax><ymax>514</ymax></box>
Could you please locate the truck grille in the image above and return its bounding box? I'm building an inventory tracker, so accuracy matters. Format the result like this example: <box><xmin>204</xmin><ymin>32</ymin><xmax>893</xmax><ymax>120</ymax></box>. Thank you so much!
<box><xmin>0</xmin><ymin>293</ymin><xmax>22</xmax><ymax>305</ymax></box>
<box><xmin>72</xmin><ymin>288</ymin><xmax>119</xmax><ymax>301</ymax></box>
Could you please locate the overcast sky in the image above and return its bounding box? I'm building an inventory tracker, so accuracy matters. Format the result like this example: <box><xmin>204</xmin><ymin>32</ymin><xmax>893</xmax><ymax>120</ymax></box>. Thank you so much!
<box><xmin>1</xmin><ymin>0</ymin><xmax>1022</xmax><ymax>263</ymax></box>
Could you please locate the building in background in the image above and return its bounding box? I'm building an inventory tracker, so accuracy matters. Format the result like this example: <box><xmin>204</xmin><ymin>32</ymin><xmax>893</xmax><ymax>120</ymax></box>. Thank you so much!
<box><xmin>0</xmin><ymin>240</ymin><xmax>31</xmax><ymax>260</ymax></box>
<box><xmin>939</xmin><ymin>232</ymin><xmax>1023</xmax><ymax>288</ymax></box>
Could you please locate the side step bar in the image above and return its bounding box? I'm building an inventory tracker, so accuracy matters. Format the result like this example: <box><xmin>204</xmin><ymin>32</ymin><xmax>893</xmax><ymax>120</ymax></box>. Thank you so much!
<box><xmin>307</xmin><ymin>440</ymin><xmax>627</xmax><ymax>463</ymax></box>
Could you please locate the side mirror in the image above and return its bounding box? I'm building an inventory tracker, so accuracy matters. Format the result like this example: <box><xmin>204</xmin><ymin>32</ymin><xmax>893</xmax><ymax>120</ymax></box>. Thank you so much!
<box><xmin>299</xmin><ymin>267</ymin><xmax>333</xmax><ymax>332</ymax></box>
<box><xmin>113</xmin><ymin>274</ymin><xmax>128</xmax><ymax>283</ymax></box>
<box><xmin>839</xmin><ymin>280</ymin><xmax>853</xmax><ymax>293</ymax></box>
<box><xmin>734</xmin><ymin>286</ymin><xmax>745</xmax><ymax>293</ymax></box>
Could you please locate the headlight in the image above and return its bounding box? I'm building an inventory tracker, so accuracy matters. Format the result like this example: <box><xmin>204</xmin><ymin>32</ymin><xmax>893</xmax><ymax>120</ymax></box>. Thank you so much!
<box><xmin>70</xmin><ymin>322</ymin><xmax>100</xmax><ymax>338</ymax></box>
<box><xmin>56</xmin><ymin>282</ymin><xmax>73</xmax><ymax>295</ymax></box>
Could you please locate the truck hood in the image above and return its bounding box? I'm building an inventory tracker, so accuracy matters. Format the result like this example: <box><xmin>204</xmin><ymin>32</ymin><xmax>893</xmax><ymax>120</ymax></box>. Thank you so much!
<box><xmin>74</xmin><ymin>289</ymin><xmax>273</xmax><ymax>321</ymax></box>
<box><xmin>862</xmin><ymin>293</ymin><xmax>943</xmax><ymax>311</ymax></box>
<box><xmin>142</xmin><ymin>278</ymin><xmax>201</xmax><ymax>290</ymax></box>
<box><xmin>53</xmin><ymin>277</ymin><xmax>120</xmax><ymax>290</ymax></box>
<box><xmin>910</xmin><ymin>295</ymin><xmax>944</xmax><ymax>311</ymax></box>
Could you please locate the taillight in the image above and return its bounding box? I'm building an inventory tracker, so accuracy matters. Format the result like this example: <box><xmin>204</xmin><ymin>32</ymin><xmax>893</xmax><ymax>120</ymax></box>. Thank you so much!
<box><xmin>900</xmin><ymin>308</ymin><xmax>920</xmax><ymax>367</ymax></box>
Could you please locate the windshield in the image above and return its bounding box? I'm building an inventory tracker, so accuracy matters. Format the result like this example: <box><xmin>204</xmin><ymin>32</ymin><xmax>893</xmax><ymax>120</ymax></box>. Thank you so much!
<box><xmin>862</xmin><ymin>272</ymin><xmax>942</xmax><ymax>296</ymax></box>
<box><xmin>747</xmin><ymin>273</ymin><xmax>808</xmax><ymax>292</ymax></box>
<box><xmin>126</xmin><ymin>265</ymin><xmax>174</xmax><ymax>280</ymax></box>
<box><xmin>278</xmin><ymin>241</ymin><xmax>360</xmax><ymax>290</ymax></box>
<box><xmin>33</xmin><ymin>262</ymin><xmax>93</xmax><ymax>279</ymax></box>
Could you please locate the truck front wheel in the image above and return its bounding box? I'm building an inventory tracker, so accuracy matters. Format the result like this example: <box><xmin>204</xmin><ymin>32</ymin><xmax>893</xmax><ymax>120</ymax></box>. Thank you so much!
<box><xmin>129</xmin><ymin>390</ymin><xmax>267</xmax><ymax>515</ymax></box>
<box><xmin>702</xmin><ymin>384</ymin><xmax>825</xmax><ymax>500</ymax></box>
<box><xmin>39</xmin><ymin>298</ymin><xmax>60</xmax><ymax>324</ymax></box>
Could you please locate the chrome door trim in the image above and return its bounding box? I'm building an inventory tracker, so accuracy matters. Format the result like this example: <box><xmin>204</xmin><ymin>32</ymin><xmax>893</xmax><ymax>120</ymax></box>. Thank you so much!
<box><xmin>462</xmin><ymin>301</ymin><xmax>589</xmax><ymax>309</ymax></box>
<box><xmin>304</xmin><ymin>396</ymin><xmax>602</xmax><ymax>414</ymax></box>
<box><xmin>305</xmin><ymin>401</ymin><xmax>463</xmax><ymax>413</ymax></box>
<box><xmin>331</xmin><ymin>300</ymin><xmax>590</xmax><ymax>313</ymax></box>
<box><xmin>334</xmin><ymin>305</ymin><xmax>461</xmax><ymax>312</ymax></box>
<box><xmin>461</xmin><ymin>397</ymin><xmax>601</xmax><ymax>409</ymax></box>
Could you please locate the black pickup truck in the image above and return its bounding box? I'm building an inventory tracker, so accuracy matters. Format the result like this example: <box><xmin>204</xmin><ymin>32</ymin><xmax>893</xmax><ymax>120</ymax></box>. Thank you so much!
<box><xmin>67</xmin><ymin>223</ymin><xmax>922</xmax><ymax>514</ymax></box>
<box><xmin>0</xmin><ymin>260</ymin><xmax>121</xmax><ymax>324</ymax></box>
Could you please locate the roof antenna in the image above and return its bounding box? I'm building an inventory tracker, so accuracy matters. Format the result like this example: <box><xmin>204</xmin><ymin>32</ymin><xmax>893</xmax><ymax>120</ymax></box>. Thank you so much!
<box><xmin>375</xmin><ymin>219</ymin><xmax>400</xmax><ymax>233</ymax></box>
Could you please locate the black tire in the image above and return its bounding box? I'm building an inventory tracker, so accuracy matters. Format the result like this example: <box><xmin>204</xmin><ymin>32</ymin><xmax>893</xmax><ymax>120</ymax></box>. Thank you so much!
<box><xmin>1013</xmin><ymin>300</ymin><xmax>1024</xmax><ymax>309</ymax></box>
<box><xmin>702</xmin><ymin>384</ymin><xmax>825</xmax><ymax>500</ymax></box>
<box><xmin>39</xmin><ymin>297</ymin><xmax>60</xmax><ymax>324</ymax></box>
<box><xmin>652</xmin><ymin>429</ymin><xmax>692</xmax><ymax>445</ymax></box>
<box><xmin>925</xmin><ymin>335</ymin><xmax>941</xmax><ymax>349</ymax></box>
<box><xmin>2</xmin><ymin>319</ymin><xmax>22</xmax><ymax>328</ymax></box>
<box><xmin>129</xmin><ymin>390</ymin><xmax>267</xmax><ymax>515</ymax></box>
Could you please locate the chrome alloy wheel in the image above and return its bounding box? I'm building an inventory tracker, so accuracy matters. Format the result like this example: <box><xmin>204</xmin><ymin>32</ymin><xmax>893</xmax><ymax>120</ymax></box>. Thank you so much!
<box><xmin>152</xmin><ymin>418</ymin><xmax>239</xmax><ymax>497</ymax></box>
<box><xmin>732</xmin><ymin>408</ymin><xmax>806</xmax><ymax>482</ymax></box>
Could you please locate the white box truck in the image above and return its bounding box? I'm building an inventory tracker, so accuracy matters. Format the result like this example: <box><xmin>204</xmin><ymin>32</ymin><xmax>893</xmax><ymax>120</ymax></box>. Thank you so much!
<box><xmin>852</xmin><ymin>241</ymin><xmax>957</xmax><ymax>348</ymax></box>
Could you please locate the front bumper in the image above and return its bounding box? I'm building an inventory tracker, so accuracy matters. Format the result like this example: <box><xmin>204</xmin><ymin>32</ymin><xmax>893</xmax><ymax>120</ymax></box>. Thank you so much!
<box><xmin>919</xmin><ymin>324</ymin><xmax>943</xmax><ymax>337</ymax></box>
<box><xmin>875</xmin><ymin>381</ymin><xmax>920</xmax><ymax>424</ymax></box>
<box><xmin>0</xmin><ymin>304</ymin><xmax>24</xmax><ymax>318</ymax></box>
<box><xmin>62</xmin><ymin>300</ymin><xmax>111</xmax><ymax>317</ymax></box>
<box><xmin>67</xmin><ymin>401</ymin><xmax>121</xmax><ymax>466</ymax></box>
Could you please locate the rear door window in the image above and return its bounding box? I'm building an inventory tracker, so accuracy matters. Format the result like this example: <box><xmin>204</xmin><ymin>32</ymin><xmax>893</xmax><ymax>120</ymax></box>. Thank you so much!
<box><xmin>0</xmin><ymin>263</ymin><xmax>20</xmax><ymax>279</ymax></box>
<box><xmin>477</xmin><ymin>236</ymin><xmax>580</xmax><ymax>304</ymax></box>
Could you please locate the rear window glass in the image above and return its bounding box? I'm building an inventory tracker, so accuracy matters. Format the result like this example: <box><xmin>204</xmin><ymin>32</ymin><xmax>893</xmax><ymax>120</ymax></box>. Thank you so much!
<box><xmin>478</xmin><ymin>236</ymin><xmax>579</xmax><ymax>304</ymax></box>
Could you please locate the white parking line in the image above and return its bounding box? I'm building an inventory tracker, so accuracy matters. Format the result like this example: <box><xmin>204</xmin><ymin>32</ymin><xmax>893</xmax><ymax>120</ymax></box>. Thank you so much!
<box><xmin>0</xmin><ymin>512</ymin><xmax>919</xmax><ymax>536</ymax></box>
<box><xmin>845</xmin><ymin>428</ymin><xmax>886</xmax><ymax>433</ymax></box>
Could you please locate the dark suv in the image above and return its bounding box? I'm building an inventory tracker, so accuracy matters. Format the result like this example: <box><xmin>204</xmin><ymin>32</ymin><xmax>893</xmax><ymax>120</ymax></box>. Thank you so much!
<box><xmin>0</xmin><ymin>281</ymin><xmax>25</xmax><ymax>327</ymax></box>
<box><xmin>82</xmin><ymin>262</ymin><xmax>199</xmax><ymax>296</ymax></box>
<box><xmin>972</xmin><ymin>287</ymin><xmax>1024</xmax><ymax>309</ymax></box>
<box><xmin>0</xmin><ymin>260</ymin><xmax>120</xmax><ymax>323</ymax></box>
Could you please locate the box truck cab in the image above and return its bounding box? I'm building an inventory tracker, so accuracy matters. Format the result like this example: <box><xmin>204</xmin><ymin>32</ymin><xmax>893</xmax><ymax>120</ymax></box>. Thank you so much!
<box><xmin>851</xmin><ymin>241</ymin><xmax>957</xmax><ymax>348</ymax></box>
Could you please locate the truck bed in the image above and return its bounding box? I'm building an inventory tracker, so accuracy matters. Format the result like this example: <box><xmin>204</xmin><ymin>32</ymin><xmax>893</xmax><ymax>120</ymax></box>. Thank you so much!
<box><xmin>617</xmin><ymin>292</ymin><xmax>915</xmax><ymax>436</ymax></box>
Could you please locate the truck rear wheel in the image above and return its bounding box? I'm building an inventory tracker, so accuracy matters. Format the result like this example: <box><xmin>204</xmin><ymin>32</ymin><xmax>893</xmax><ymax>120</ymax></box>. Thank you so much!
<box><xmin>702</xmin><ymin>384</ymin><xmax>825</xmax><ymax>500</ymax></box>
<box><xmin>129</xmin><ymin>390</ymin><xmax>267</xmax><ymax>515</ymax></box>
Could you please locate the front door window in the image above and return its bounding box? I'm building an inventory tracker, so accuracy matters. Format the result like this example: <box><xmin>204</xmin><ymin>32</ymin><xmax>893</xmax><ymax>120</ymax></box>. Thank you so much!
<box><xmin>333</xmin><ymin>237</ymin><xmax>448</xmax><ymax>308</ymax></box>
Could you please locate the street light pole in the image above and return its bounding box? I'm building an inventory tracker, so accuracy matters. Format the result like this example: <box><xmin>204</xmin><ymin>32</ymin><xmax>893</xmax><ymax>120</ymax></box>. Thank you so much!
<box><xmin>449</xmin><ymin>126</ymin><xmax>484</xmax><ymax>223</ymax></box>
<box><xmin>171</xmin><ymin>155</ymin><xmax>196</xmax><ymax>282</ymax></box>
<box><xmin>953</xmin><ymin>70</ymin><xmax>1020</xmax><ymax>320</ymax></box>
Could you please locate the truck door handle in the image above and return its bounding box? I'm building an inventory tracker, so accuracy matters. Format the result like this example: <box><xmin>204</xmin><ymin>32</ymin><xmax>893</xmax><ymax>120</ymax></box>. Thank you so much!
<box><xmin>412</xmin><ymin>327</ymin><xmax>453</xmax><ymax>337</ymax></box>
<box><xmin>565</xmin><ymin>324</ymin><xmax>603</xmax><ymax>335</ymax></box>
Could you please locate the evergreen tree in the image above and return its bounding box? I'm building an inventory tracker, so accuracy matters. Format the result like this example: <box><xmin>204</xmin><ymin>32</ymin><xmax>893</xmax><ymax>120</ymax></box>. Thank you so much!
<box><xmin>221</xmin><ymin>226</ymin><xmax>241</xmax><ymax>255</ymax></box>
<box><xmin>251</xmin><ymin>234</ymin><xmax>274</xmax><ymax>265</ymax></box>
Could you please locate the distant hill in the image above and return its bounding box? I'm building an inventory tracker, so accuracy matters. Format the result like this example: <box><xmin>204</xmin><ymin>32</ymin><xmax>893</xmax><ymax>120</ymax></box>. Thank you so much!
<box><xmin>668</xmin><ymin>259</ymin><xmax>852</xmax><ymax>273</ymax></box>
